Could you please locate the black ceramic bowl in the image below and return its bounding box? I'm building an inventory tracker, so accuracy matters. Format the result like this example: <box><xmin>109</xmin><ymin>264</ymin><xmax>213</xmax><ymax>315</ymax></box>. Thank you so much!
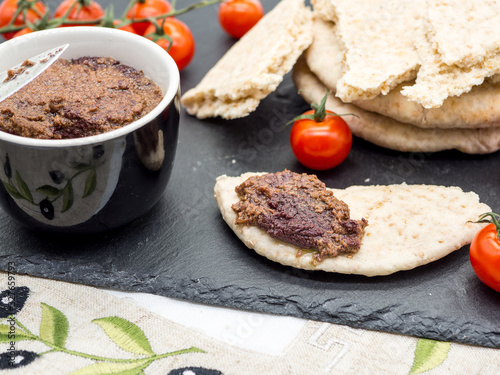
<box><xmin>0</xmin><ymin>27</ymin><xmax>180</xmax><ymax>233</ymax></box>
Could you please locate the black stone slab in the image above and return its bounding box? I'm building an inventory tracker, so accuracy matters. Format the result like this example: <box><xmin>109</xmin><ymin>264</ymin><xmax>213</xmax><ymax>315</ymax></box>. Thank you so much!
<box><xmin>1</xmin><ymin>0</ymin><xmax>499</xmax><ymax>349</ymax></box>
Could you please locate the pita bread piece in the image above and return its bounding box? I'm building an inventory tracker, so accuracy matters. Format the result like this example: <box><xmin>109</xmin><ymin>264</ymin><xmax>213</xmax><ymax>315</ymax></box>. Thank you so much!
<box><xmin>180</xmin><ymin>0</ymin><xmax>313</xmax><ymax>120</ymax></box>
<box><xmin>215</xmin><ymin>172</ymin><xmax>490</xmax><ymax>276</ymax></box>
<box><xmin>401</xmin><ymin>17</ymin><xmax>500</xmax><ymax>108</ymax></box>
<box><xmin>311</xmin><ymin>0</ymin><xmax>422</xmax><ymax>102</ymax></box>
<box><xmin>304</xmin><ymin>17</ymin><xmax>344</xmax><ymax>92</ymax></box>
<box><xmin>293</xmin><ymin>55</ymin><xmax>500</xmax><ymax>154</ymax></box>
<box><xmin>427</xmin><ymin>0</ymin><xmax>500</xmax><ymax>68</ymax></box>
<box><xmin>305</xmin><ymin>18</ymin><xmax>500</xmax><ymax>129</ymax></box>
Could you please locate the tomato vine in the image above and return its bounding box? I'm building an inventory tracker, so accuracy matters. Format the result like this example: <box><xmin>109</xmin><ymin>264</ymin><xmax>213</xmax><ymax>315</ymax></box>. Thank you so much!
<box><xmin>0</xmin><ymin>0</ymin><xmax>231</xmax><ymax>70</ymax></box>
<box><xmin>0</xmin><ymin>0</ymin><xmax>224</xmax><ymax>35</ymax></box>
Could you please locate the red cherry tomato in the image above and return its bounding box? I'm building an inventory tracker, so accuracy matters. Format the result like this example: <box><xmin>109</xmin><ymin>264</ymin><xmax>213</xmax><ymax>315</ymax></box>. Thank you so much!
<box><xmin>470</xmin><ymin>214</ymin><xmax>500</xmax><ymax>292</ymax></box>
<box><xmin>144</xmin><ymin>18</ymin><xmax>195</xmax><ymax>71</ymax></box>
<box><xmin>12</xmin><ymin>26</ymin><xmax>33</xmax><ymax>38</ymax></box>
<box><xmin>290</xmin><ymin>108</ymin><xmax>352</xmax><ymax>171</ymax></box>
<box><xmin>218</xmin><ymin>0</ymin><xmax>264</xmax><ymax>39</ymax></box>
<box><xmin>54</xmin><ymin>0</ymin><xmax>104</xmax><ymax>27</ymax></box>
<box><xmin>126</xmin><ymin>0</ymin><xmax>172</xmax><ymax>36</ymax></box>
<box><xmin>0</xmin><ymin>0</ymin><xmax>47</xmax><ymax>40</ymax></box>
<box><xmin>111</xmin><ymin>20</ymin><xmax>137</xmax><ymax>34</ymax></box>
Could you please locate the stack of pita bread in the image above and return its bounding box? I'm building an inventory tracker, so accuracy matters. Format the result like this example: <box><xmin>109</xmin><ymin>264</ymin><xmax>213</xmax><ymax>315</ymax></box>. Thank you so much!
<box><xmin>299</xmin><ymin>0</ymin><xmax>500</xmax><ymax>153</ymax></box>
<box><xmin>181</xmin><ymin>0</ymin><xmax>500</xmax><ymax>154</ymax></box>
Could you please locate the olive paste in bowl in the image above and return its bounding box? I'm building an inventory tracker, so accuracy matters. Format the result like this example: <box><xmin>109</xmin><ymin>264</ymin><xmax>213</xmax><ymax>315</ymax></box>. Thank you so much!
<box><xmin>0</xmin><ymin>56</ymin><xmax>164</xmax><ymax>139</ymax></box>
<box><xmin>0</xmin><ymin>27</ymin><xmax>180</xmax><ymax>233</ymax></box>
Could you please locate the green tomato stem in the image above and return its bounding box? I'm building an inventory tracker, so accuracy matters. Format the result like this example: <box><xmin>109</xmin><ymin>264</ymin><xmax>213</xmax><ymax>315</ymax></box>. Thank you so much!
<box><xmin>286</xmin><ymin>89</ymin><xmax>358</xmax><ymax>127</ymax></box>
<box><xmin>172</xmin><ymin>0</ymin><xmax>223</xmax><ymax>17</ymax></box>
<box><xmin>475</xmin><ymin>212</ymin><xmax>500</xmax><ymax>238</ymax></box>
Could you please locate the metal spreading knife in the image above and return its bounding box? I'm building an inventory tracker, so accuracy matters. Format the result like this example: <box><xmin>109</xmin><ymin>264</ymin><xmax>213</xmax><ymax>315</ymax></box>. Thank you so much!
<box><xmin>0</xmin><ymin>43</ymin><xmax>69</xmax><ymax>103</ymax></box>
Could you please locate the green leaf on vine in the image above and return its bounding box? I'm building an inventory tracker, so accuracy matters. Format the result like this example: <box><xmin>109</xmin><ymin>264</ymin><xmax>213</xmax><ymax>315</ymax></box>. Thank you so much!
<box><xmin>67</xmin><ymin>359</ymin><xmax>151</xmax><ymax>375</ymax></box>
<box><xmin>36</xmin><ymin>185</ymin><xmax>62</xmax><ymax>198</ymax></box>
<box><xmin>409</xmin><ymin>338</ymin><xmax>451</xmax><ymax>374</ymax></box>
<box><xmin>15</xmin><ymin>170</ymin><xmax>34</xmax><ymax>203</ymax></box>
<box><xmin>39</xmin><ymin>303</ymin><xmax>69</xmax><ymax>348</ymax></box>
<box><xmin>83</xmin><ymin>169</ymin><xmax>97</xmax><ymax>198</ymax></box>
<box><xmin>92</xmin><ymin>316</ymin><xmax>155</xmax><ymax>356</ymax></box>
<box><xmin>0</xmin><ymin>324</ymin><xmax>34</xmax><ymax>343</ymax></box>
<box><xmin>62</xmin><ymin>181</ymin><xmax>74</xmax><ymax>212</ymax></box>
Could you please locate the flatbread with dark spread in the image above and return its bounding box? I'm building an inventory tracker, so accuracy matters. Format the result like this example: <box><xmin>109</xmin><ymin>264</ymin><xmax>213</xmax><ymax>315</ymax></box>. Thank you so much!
<box><xmin>214</xmin><ymin>172</ymin><xmax>490</xmax><ymax>276</ymax></box>
<box><xmin>232</xmin><ymin>170</ymin><xmax>368</xmax><ymax>261</ymax></box>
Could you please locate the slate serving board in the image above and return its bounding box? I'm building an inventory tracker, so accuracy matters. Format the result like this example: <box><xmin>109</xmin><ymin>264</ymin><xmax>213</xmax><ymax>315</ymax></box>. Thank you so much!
<box><xmin>1</xmin><ymin>0</ymin><xmax>499</xmax><ymax>348</ymax></box>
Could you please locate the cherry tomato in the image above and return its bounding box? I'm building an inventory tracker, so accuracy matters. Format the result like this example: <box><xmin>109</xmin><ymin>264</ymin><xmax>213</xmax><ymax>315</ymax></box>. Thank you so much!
<box><xmin>0</xmin><ymin>0</ymin><xmax>47</xmax><ymax>40</ymax></box>
<box><xmin>218</xmin><ymin>0</ymin><xmax>264</xmax><ymax>39</ymax></box>
<box><xmin>100</xmin><ymin>19</ymin><xmax>138</xmax><ymax>34</ymax></box>
<box><xmin>126</xmin><ymin>0</ymin><xmax>172</xmax><ymax>36</ymax></box>
<box><xmin>290</xmin><ymin>97</ymin><xmax>353</xmax><ymax>170</ymax></box>
<box><xmin>469</xmin><ymin>213</ymin><xmax>500</xmax><ymax>292</ymax></box>
<box><xmin>144</xmin><ymin>18</ymin><xmax>195</xmax><ymax>71</ymax></box>
<box><xmin>54</xmin><ymin>0</ymin><xmax>104</xmax><ymax>27</ymax></box>
<box><xmin>113</xmin><ymin>20</ymin><xmax>137</xmax><ymax>34</ymax></box>
<box><xmin>12</xmin><ymin>26</ymin><xmax>33</xmax><ymax>37</ymax></box>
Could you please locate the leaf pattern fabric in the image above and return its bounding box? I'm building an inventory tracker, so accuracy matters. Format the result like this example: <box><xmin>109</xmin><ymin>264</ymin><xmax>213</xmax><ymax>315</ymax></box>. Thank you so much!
<box><xmin>0</xmin><ymin>273</ymin><xmax>499</xmax><ymax>374</ymax></box>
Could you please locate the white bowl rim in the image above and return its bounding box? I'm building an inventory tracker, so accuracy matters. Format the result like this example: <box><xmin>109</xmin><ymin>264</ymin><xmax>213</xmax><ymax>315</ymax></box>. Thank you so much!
<box><xmin>0</xmin><ymin>27</ymin><xmax>180</xmax><ymax>148</ymax></box>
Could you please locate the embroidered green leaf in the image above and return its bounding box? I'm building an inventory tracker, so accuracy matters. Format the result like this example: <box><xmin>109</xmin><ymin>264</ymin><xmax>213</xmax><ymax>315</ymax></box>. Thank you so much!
<box><xmin>36</xmin><ymin>185</ymin><xmax>62</xmax><ymax>198</ymax></box>
<box><xmin>92</xmin><ymin>316</ymin><xmax>154</xmax><ymax>356</ymax></box>
<box><xmin>2</xmin><ymin>180</ymin><xmax>23</xmax><ymax>199</ymax></box>
<box><xmin>0</xmin><ymin>324</ymin><xmax>34</xmax><ymax>342</ymax></box>
<box><xmin>409</xmin><ymin>338</ymin><xmax>451</xmax><ymax>374</ymax></box>
<box><xmin>68</xmin><ymin>360</ymin><xmax>151</xmax><ymax>375</ymax></box>
<box><xmin>62</xmin><ymin>181</ymin><xmax>74</xmax><ymax>212</ymax></box>
<box><xmin>39</xmin><ymin>303</ymin><xmax>69</xmax><ymax>348</ymax></box>
<box><xmin>15</xmin><ymin>170</ymin><xmax>34</xmax><ymax>203</ymax></box>
<box><xmin>82</xmin><ymin>169</ymin><xmax>97</xmax><ymax>198</ymax></box>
